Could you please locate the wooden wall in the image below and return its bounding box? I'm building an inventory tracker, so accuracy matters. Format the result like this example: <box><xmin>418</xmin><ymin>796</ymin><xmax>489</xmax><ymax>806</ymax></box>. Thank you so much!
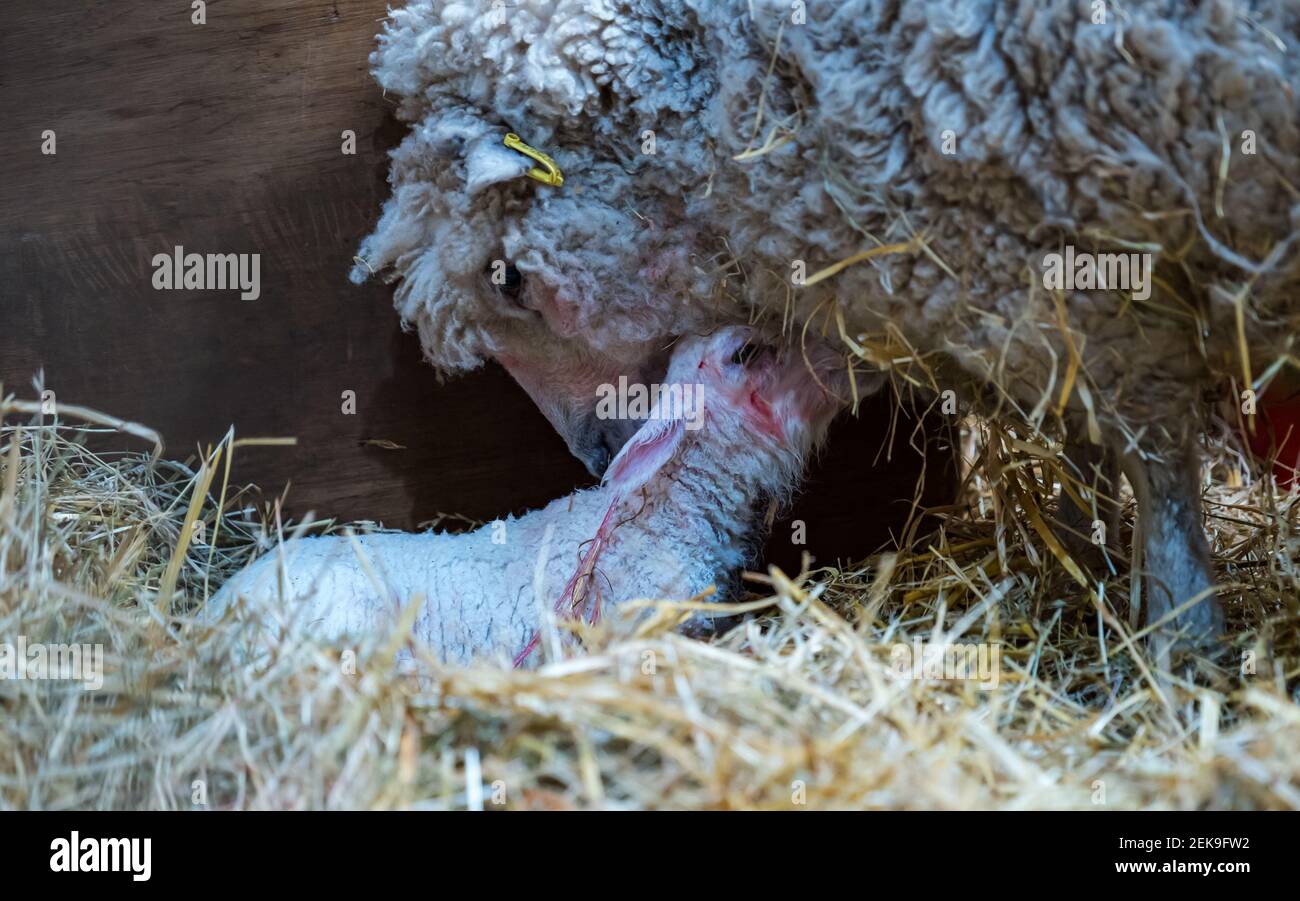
<box><xmin>0</xmin><ymin>0</ymin><xmax>952</xmax><ymax>572</ymax></box>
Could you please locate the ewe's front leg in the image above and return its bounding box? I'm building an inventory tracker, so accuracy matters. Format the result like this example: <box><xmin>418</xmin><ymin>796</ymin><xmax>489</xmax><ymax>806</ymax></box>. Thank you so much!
<box><xmin>1116</xmin><ymin>441</ymin><xmax>1225</xmax><ymax>665</ymax></box>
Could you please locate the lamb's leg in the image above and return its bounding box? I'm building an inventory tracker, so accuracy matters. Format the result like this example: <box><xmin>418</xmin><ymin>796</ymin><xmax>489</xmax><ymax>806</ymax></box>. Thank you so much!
<box><xmin>1116</xmin><ymin>441</ymin><xmax>1224</xmax><ymax>665</ymax></box>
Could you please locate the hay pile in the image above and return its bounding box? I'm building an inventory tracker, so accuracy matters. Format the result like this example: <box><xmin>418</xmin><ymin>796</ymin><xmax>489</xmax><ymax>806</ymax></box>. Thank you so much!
<box><xmin>2</xmin><ymin>390</ymin><xmax>1298</xmax><ymax>810</ymax></box>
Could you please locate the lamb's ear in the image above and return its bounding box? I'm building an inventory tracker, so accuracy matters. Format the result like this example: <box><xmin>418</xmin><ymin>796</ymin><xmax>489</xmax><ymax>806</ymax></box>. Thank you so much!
<box><xmin>602</xmin><ymin>415</ymin><xmax>686</xmax><ymax>495</ymax></box>
<box><xmin>464</xmin><ymin>135</ymin><xmax>532</xmax><ymax>195</ymax></box>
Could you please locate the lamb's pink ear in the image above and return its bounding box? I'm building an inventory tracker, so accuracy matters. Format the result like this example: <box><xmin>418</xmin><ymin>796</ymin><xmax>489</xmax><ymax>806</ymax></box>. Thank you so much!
<box><xmin>602</xmin><ymin>416</ymin><xmax>686</xmax><ymax>495</ymax></box>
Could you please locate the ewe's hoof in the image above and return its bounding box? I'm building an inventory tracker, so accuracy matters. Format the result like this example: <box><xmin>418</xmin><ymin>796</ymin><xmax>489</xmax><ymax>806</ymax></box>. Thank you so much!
<box><xmin>1150</xmin><ymin>596</ymin><xmax>1227</xmax><ymax>673</ymax></box>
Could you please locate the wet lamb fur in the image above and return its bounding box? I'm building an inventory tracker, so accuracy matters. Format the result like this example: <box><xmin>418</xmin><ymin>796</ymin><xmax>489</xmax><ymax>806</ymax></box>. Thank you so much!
<box><xmin>210</xmin><ymin>329</ymin><xmax>840</xmax><ymax>664</ymax></box>
<box><xmin>353</xmin><ymin>0</ymin><xmax>1300</xmax><ymax>653</ymax></box>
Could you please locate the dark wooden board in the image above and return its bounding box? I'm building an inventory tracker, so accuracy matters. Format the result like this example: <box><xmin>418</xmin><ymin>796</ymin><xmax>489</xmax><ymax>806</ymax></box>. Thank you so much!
<box><xmin>0</xmin><ymin>0</ymin><xmax>951</xmax><ymax>571</ymax></box>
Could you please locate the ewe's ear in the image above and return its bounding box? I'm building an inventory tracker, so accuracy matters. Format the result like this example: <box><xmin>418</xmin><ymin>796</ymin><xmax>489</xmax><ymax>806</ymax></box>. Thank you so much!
<box><xmin>464</xmin><ymin>135</ymin><xmax>532</xmax><ymax>195</ymax></box>
<box><xmin>409</xmin><ymin>113</ymin><xmax>531</xmax><ymax>193</ymax></box>
<box><xmin>603</xmin><ymin>416</ymin><xmax>686</xmax><ymax>495</ymax></box>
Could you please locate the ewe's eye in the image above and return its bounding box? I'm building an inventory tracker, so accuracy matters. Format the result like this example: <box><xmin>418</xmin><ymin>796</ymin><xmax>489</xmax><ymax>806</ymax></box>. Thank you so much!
<box><xmin>486</xmin><ymin>261</ymin><xmax>524</xmax><ymax>302</ymax></box>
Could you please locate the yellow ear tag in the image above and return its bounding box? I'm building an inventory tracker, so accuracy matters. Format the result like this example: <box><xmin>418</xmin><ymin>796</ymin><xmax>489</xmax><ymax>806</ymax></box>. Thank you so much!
<box><xmin>503</xmin><ymin>133</ymin><xmax>565</xmax><ymax>187</ymax></box>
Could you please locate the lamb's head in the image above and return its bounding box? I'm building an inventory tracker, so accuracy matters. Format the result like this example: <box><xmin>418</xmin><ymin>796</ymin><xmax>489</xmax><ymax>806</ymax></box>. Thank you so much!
<box><xmin>353</xmin><ymin>0</ymin><xmax>731</xmax><ymax>475</ymax></box>
<box><xmin>602</xmin><ymin>326</ymin><xmax>846</xmax><ymax>504</ymax></box>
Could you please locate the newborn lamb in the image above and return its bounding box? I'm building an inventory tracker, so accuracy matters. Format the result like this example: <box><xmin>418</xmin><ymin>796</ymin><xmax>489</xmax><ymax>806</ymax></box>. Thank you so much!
<box><xmin>209</xmin><ymin>326</ymin><xmax>842</xmax><ymax>665</ymax></box>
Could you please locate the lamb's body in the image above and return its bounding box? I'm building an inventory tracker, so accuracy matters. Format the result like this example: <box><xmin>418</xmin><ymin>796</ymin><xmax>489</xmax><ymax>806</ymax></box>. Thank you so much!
<box><xmin>354</xmin><ymin>1</ymin><xmax>1300</xmax><ymax>652</ymax></box>
<box><xmin>213</xmin><ymin>442</ymin><xmax>752</xmax><ymax>663</ymax></box>
<box><xmin>211</xmin><ymin>329</ymin><xmax>834</xmax><ymax>663</ymax></box>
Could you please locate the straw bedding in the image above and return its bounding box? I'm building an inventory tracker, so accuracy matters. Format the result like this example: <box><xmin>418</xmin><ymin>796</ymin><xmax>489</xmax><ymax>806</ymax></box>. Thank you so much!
<box><xmin>1</xmin><ymin>390</ymin><xmax>1297</xmax><ymax>810</ymax></box>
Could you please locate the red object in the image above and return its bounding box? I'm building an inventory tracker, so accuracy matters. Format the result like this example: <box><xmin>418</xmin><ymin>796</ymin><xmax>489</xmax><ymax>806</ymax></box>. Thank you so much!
<box><xmin>1245</xmin><ymin>379</ymin><xmax>1300</xmax><ymax>487</ymax></box>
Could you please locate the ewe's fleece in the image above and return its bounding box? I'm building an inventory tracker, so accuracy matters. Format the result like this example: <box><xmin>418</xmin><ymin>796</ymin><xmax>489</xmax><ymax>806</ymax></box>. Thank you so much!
<box><xmin>356</xmin><ymin>0</ymin><xmax>1299</xmax><ymax>440</ymax></box>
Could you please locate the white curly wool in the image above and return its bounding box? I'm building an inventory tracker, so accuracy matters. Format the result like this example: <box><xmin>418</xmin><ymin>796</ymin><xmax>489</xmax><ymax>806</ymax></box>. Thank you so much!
<box><xmin>354</xmin><ymin>0</ymin><xmax>1300</xmax><ymax>649</ymax></box>
<box><xmin>210</xmin><ymin>328</ymin><xmax>841</xmax><ymax>665</ymax></box>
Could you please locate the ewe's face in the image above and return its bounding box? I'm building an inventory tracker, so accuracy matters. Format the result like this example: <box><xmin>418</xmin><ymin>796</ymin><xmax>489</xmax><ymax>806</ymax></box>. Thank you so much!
<box><xmin>480</xmin><ymin>177</ymin><xmax>718</xmax><ymax>476</ymax></box>
<box><xmin>357</xmin><ymin>0</ymin><xmax>724</xmax><ymax>475</ymax></box>
<box><xmin>358</xmin><ymin>112</ymin><xmax>725</xmax><ymax>478</ymax></box>
<box><xmin>488</xmin><ymin>284</ymin><xmax>670</xmax><ymax>477</ymax></box>
<box><xmin>375</xmin><ymin>146</ymin><xmax>713</xmax><ymax>478</ymax></box>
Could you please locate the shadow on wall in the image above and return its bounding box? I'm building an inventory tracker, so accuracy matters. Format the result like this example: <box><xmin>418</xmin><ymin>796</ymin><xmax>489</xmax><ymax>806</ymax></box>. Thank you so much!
<box><xmin>359</xmin><ymin>324</ymin><xmax>595</xmax><ymax>528</ymax></box>
<box><xmin>762</xmin><ymin>394</ymin><xmax>955</xmax><ymax>574</ymax></box>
